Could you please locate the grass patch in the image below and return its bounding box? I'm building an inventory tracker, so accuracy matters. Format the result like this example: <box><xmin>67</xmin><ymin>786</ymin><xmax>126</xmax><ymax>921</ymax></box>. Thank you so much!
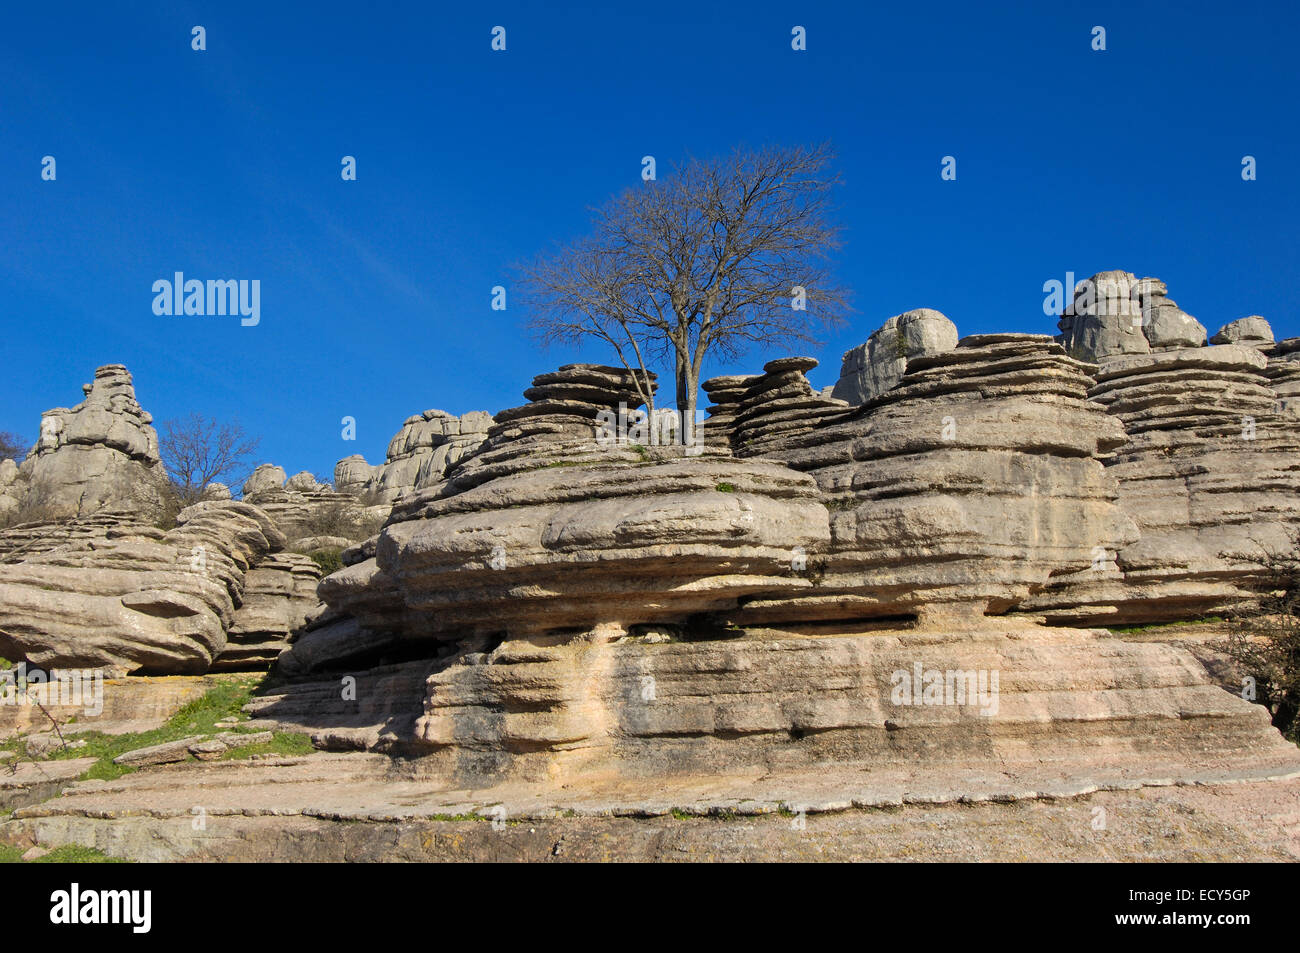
<box><xmin>219</xmin><ymin>732</ymin><xmax>315</xmax><ymax>760</ymax></box>
<box><xmin>305</xmin><ymin>547</ymin><xmax>343</xmax><ymax>575</ymax></box>
<box><xmin>23</xmin><ymin>673</ymin><xmax>302</xmax><ymax>781</ymax></box>
<box><xmin>715</xmin><ymin>482</ymin><xmax>736</xmax><ymax>493</ymax></box>
<box><xmin>0</xmin><ymin>843</ymin><xmax>126</xmax><ymax>864</ymax></box>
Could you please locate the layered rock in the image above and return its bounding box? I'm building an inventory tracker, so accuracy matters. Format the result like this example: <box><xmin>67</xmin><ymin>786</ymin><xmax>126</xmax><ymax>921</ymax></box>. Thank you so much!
<box><xmin>241</xmin><ymin>467</ymin><xmax>383</xmax><ymax>550</ymax></box>
<box><xmin>700</xmin><ymin>375</ymin><xmax>755</xmax><ymax>450</ymax></box>
<box><xmin>333</xmin><ymin>410</ymin><xmax>492</xmax><ymax>504</ymax></box>
<box><xmin>214</xmin><ymin>552</ymin><xmax>322</xmax><ymax>671</ymax></box>
<box><xmin>297</xmin><ymin>364</ymin><xmax>827</xmax><ymax>671</ymax></box>
<box><xmin>1056</xmin><ymin>271</ymin><xmax>1149</xmax><ymax>362</ymax></box>
<box><xmin>831</xmin><ymin>308</ymin><xmax>959</xmax><ymax>405</ymax></box>
<box><xmin>741</xmin><ymin>334</ymin><xmax>1138</xmax><ymax>624</ymax></box>
<box><xmin>12</xmin><ymin>365</ymin><xmax>168</xmax><ymax>518</ymax></box>
<box><xmin>731</xmin><ymin>357</ymin><xmax>851</xmax><ymax>458</ymax></box>
<box><xmin>1266</xmin><ymin>337</ymin><xmax>1300</xmax><ymax>418</ymax></box>
<box><xmin>1021</xmin><ymin>344</ymin><xmax>1300</xmax><ymax>624</ymax></box>
<box><xmin>0</xmin><ymin>501</ymin><xmax>309</xmax><ymax>675</ymax></box>
<box><xmin>406</xmin><ymin>622</ymin><xmax>1292</xmax><ymax>785</ymax></box>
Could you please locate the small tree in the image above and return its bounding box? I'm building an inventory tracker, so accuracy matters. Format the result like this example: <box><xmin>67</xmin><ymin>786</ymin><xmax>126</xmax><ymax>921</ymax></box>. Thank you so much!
<box><xmin>520</xmin><ymin>143</ymin><xmax>851</xmax><ymax>441</ymax></box>
<box><xmin>158</xmin><ymin>413</ymin><xmax>261</xmax><ymax>507</ymax></box>
<box><xmin>0</xmin><ymin>431</ymin><xmax>27</xmax><ymax>463</ymax></box>
<box><xmin>1222</xmin><ymin>534</ymin><xmax>1300</xmax><ymax>739</ymax></box>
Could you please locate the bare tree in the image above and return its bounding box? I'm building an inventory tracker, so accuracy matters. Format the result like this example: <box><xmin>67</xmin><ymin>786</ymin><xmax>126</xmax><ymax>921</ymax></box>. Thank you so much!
<box><xmin>0</xmin><ymin>431</ymin><xmax>27</xmax><ymax>463</ymax></box>
<box><xmin>158</xmin><ymin>413</ymin><xmax>261</xmax><ymax>506</ymax></box>
<box><xmin>519</xmin><ymin>143</ymin><xmax>851</xmax><ymax>440</ymax></box>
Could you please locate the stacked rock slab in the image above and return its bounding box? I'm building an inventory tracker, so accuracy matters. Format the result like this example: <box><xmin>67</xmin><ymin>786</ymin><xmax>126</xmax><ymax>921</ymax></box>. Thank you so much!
<box><xmin>14</xmin><ymin>365</ymin><xmax>168</xmax><ymax>518</ymax></box>
<box><xmin>0</xmin><ymin>501</ymin><xmax>303</xmax><ymax>675</ymax></box>
<box><xmin>241</xmin><ymin>467</ymin><xmax>382</xmax><ymax>550</ymax></box>
<box><xmin>296</xmin><ymin>363</ymin><xmax>830</xmax><ymax>672</ymax></box>
<box><xmin>1020</xmin><ymin>343</ymin><xmax>1300</xmax><ymax>624</ymax></box>
<box><xmin>291</xmin><ymin>347</ymin><xmax>1295</xmax><ymax>791</ymax></box>
<box><xmin>1266</xmin><ymin>337</ymin><xmax>1300</xmax><ymax>418</ymax></box>
<box><xmin>214</xmin><ymin>551</ymin><xmax>322</xmax><ymax>671</ymax></box>
<box><xmin>731</xmin><ymin>357</ymin><xmax>851</xmax><ymax>458</ymax></box>
<box><xmin>700</xmin><ymin>375</ymin><xmax>755</xmax><ymax>450</ymax></box>
<box><xmin>831</xmin><ymin>308</ymin><xmax>960</xmax><ymax>405</ymax></box>
<box><xmin>734</xmin><ymin>334</ymin><xmax>1138</xmax><ymax>625</ymax></box>
<box><xmin>333</xmin><ymin>410</ymin><xmax>492</xmax><ymax>504</ymax></box>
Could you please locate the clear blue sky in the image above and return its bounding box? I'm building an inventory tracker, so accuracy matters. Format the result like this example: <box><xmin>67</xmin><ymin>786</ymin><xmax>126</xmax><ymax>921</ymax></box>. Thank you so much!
<box><xmin>3</xmin><ymin>1</ymin><xmax>1297</xmax><ymax>480</ymax></box>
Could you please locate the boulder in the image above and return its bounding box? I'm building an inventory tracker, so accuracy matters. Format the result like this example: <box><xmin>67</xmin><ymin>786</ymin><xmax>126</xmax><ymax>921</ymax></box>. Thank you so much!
<box><xmin>1212</xmin><ymin>316</ymin><xmax>1274</xmax><ymax>348</ymax></box>
<box><xmin>831</xmin><ymin>308</ymin><xmax>959</xmax><ymax>404</ymax></box>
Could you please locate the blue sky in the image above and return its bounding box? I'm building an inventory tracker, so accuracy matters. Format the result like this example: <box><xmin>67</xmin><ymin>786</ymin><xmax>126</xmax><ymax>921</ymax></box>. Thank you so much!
<box><xmin>3</xmin><ymin>1</ymin><xmax>1297</xmax><ymax>481</ymax></box>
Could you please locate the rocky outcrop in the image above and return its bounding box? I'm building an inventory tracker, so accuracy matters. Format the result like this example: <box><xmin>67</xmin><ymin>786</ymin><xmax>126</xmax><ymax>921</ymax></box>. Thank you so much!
<box><xmin>1212</xmin><ymin>316</ymin><xmax>1274</xmax><ymax>349</ymax></box>
<box><xmin>731</xmin><ymin>357</ymin><xmax>851</xmax><ymax>457</ymax></box>
<box><xmin>295</xmin><ymin>363</ymin><xmax>827</xmax><ymax>671</ymax></box>
<box><xmin>739</xmin><ymin>334</ymin><xmax>1137</xmax><ymax>624</ymax></box>
<box><xmin>1056</xmin><ymin>271</ymin><xmax>1150</xmax><ymax>362</ymax></box>
<box><xmin>241</xmin><ymin>467</ymin><xmax>383</xmax><ymax>551</ymax></box>
<box><xmin>10</xmin><ymin>365</ymin><xmax>168</xmax><ymax>519</ymax></box>
<box><xmin>1021</xmin><ymin>344</ymin><xmax>1300</xmax><ymax>624</ymax></box>
<box><xmin>1266</xmin><ymin>337</ymin><xmax>1300</xmax><ymax>418</ymax></box>
<box><xmin>700</xmin><ymin>375</ymin><xmax>755</xmax><ymax>449</ymax></box>
<box><xmin>0</xmin><ymin>500</ymin><xmax>317</xmax><ymax>675</ymax></box>
<box><xmin>333</xmin><ymin>410</ymin><xmax>492</xmax><ymax>504</ymax></box>
<box><xmin>215</xmin><ymin>552</ymin><xmax>322</xmax><ymax>671</ymax></box>
<box><xmin>831</xmin><ymin>308</ymin><xmax>959</xmax><ymax>405</ymax></box>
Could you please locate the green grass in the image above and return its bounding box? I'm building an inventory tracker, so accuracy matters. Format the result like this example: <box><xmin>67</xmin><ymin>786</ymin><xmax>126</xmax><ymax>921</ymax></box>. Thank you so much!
<box><xmin>305</xmin><ymin>547</ymin><xmax>343</xmax><ymax>575</ymax></box>
<box><xmin>219</xmin><ymin>732</ymin><xmax>315</xmax><ymax>760</ymax></box>
<box><xmin>2</xmin><ymin>673</ymin><xmax>313</xmax><ymax>782</ymax></box>
<box><xmin>715</xmin><ymin>482</ymin><xmax>736</xmax><ymax>493</ymax></box>
<box><xmin>0</xmin><ymin>843</ymin><xmax>126</xmax><ymax>863</ymax></box>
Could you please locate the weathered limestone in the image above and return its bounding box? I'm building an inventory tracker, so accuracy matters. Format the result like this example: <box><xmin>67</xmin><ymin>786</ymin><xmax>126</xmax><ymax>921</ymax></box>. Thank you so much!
<box><xmin>1056</xmin><ymin>271</ymin><xmax>1150</xmax><ymax>362</ymax></box>
<box><xmin>333</xmin><ymin>410</ymin><xmax>492</xmax><ymax>504</ymax></box>
<box><xmin>1139</xmin><ymin>279</ymin><xmax>1207</xmax><ymax>349</ymax></box>
<box><xmin>1021</xmin><ymin>344</ymin><xmax>1300</xmax><ymax>624</ymax></box>
<box><xmin>742</xmin><ymin>334</ymin><xmax>1137</xmax><ymax>624</ymax></box>
<box><xmin>12</xmin><ymin>365</ymin><xmax>168</xmax><ymax>518</ymax></box>
<box><xmin>215</xmin><ymin>552</ymin><xmax>322</xmax><ymax>671</ymax></box>
<box><xmin>731</xmin><ymin>357</ymin><xmax>851</xmax><ymax>457</ymax></box>
<box><xmin>1266</xmin><ymin>337</ymin><xmax>1300</xmax><ymax>418</ymax></box>
<box><xmin>701</xmin><ymin>375</ymin><xmax>756</xmax><ymax>449</ymax></box>
<box><xmin>0</xmin><ymin>500</ymin><xmax>315</xmax><ymax>675</ymax></box>
<box><xmin>295</xmin><ymin>364</ymin><xmax>827</xmax><ymax>671</ymax></box>
<box><xmin>1212</xmin><ymin>316</ymin><xmax>1274</xmax><ymax>349</ymax></box>
<box><xmin>831</xmin><ymin>308</ymin><xmax>959</xmax><ymax>405</ymax></box>
<box><xmin>406</xmin><ymin>623</ymin><xmax>1294</xmax><ymax>785</ymax></box>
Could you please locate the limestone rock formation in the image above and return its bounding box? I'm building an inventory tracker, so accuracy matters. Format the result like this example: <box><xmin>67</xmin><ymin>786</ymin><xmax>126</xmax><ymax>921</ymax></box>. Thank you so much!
<box><xmin>241</xmin><ymin>468</ymin><xmax>382</xmax><ymax>551</ymax></box>
<box><xmin>1138</xmin><ymin>279</ymin><xmax>1207</xmax><ymax>349</ymax></box>
<box><xmin>1056</xmin><ymin>271</ymin><xmax>1150</xmax><ymax>362</ymax></box>
<box><xmin>13</xmin><ymin>365</ymin><xmax>168</xmax><ymax>518</ymax></box>
<box><xmin>1021</xmin><ymin>344</ymin><xmax>1300</xmax><ymax>624</ymax></box>
<box><xmin>742</xmin><ymin>334</ymin><xmax>1137</xmax><ymax>624</ymax></box>
<box><xmin>700</xmin><ymin>375</ymin><xmax>755</xmax><ymax>449</ymax></box>
<box><xmin>215</xmin><ymin>552</ymin><xmax>322</xmax><ymax>671</ymax></box>
<box><xmin>731</xmin><ymin>357</ymin><xmax>851</xmax><ymax>456</ymax></box>
<box><xmin>831</xmin><ymin>308</ymin><xmax>959</xmax><ymax>405</ymax></box>
<box><xmin>333</xmin><ymin>410</ymin><xmax>492</xmax><ymax>504</ymax></box>
<box><xmin>296</xmin><ymin>363</ymin><xmax>828</xmax><ymax>671</ymax></box>
<box><xmin>1265</xmin><ymin>337</ymin><xmax>1300</xmax><ymax>418</ymax></box>
<box><xmin>1212</xmin><ymin>316</ymin><xmax>1274</xmax><ymax>349</ymax></box>
<box><xmin>0</xmin><ymin>500</ymin><xmax>315</xmax><ymax>675</ymax></box>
